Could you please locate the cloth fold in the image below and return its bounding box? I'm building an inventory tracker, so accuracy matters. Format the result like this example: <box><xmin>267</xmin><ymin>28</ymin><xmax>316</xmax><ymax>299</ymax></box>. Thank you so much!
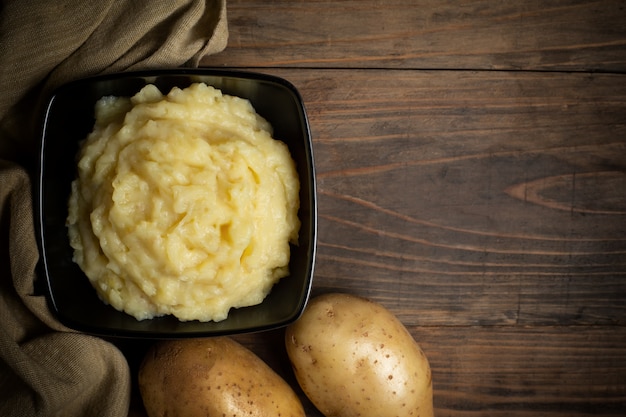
<box><xmin>0</xmin><ymin>1</ymin><xmax>228</xmax><ymax>415</ymax></box>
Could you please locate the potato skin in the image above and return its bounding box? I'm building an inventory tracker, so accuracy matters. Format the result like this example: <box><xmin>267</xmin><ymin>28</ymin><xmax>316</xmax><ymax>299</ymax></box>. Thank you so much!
<box><xmin>285</xmin><ymin>293</ymin><xmax>433</xmax><ymax>417</ymax></box>
<box><xmin>138</xmin><ymin>337</ymin><xmax>305</xmax><ymax>417</ymax></box>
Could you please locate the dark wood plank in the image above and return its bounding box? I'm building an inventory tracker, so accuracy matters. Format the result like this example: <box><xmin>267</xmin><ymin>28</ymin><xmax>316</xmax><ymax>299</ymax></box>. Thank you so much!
<box><xmin>122</xmin><ymin>69</ymin><xmax>626</xmax><ymax>417</ymax></box>
<box><xmin>232</xmin><ymin>325</ymin><xmax>626</xmax><ymax>417</ymax></box>
<box><xmin>421</xmin><ymin>326</ymin><xmax>626</xmax><ymax>416</ymax></box>
<box><xmin>233</xmin><ymin>68</ymin><xmax>626</xmax><ymax>327</ymax></box>
<box><xmin>205</xmin><ymin>0</ymin><xmax>626</xmax><ymax>72</ymax></box>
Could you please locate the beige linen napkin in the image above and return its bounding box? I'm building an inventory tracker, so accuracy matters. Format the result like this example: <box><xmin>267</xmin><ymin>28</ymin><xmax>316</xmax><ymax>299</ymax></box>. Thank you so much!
<box><xmin>0</xmin><ymin>1</ymin><xmax>228</xmax><ymax>416</ymax></box>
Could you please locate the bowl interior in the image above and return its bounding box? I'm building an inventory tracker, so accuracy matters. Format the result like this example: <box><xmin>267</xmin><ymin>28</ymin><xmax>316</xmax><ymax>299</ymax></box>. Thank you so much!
<box><xmin>38</xmin><ymin>69</ymin><xmax>316</xmax><ymax>338</ymax></box>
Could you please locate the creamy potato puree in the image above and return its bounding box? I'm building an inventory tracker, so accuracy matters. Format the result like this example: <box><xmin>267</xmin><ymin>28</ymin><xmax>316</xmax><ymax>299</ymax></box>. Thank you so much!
<box><xmin>67</xmin><ymin>83</ymin><xmax>300</xmax><ymax>322</ymax></box>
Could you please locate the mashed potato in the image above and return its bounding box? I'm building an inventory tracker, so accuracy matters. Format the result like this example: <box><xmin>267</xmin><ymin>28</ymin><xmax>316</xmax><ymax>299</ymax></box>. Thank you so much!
<box><xmin>67</xmin><ymin>83</ymin><xmax>300</xmax><ymax>322</ymax></box>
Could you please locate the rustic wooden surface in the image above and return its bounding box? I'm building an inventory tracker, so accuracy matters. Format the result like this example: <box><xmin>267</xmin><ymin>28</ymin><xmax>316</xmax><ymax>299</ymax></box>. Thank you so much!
<box><xmin>136</xmin><ymin>1</ymin><xmax>626</xmax><ymax>416</ymax></box>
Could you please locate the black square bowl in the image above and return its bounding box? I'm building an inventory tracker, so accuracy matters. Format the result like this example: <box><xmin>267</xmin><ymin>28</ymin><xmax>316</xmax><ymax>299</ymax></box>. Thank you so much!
<box><xmin>37</xmin><ymin>69</ymin><xmax>317</xmax><ymax>338</ymax></box>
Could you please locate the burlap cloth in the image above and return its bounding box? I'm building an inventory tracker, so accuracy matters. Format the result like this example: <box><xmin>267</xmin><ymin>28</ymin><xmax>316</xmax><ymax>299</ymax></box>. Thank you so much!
<box><xmin>0</xmin><ymin>1</ymin><xmax>228</xmax><ymax>415</ymax></box>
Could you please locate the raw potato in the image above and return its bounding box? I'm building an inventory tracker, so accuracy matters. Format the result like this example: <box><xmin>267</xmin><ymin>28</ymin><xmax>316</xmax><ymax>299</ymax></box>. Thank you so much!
<box><xmin>139</xmin><ymin>337</ymin><xmax>305</xmax><ymax>417</ymax></box>
<box><xmin>285</xmin><ymin>293</ymin><xmax>434</xmax><ymax>417</ymax></box>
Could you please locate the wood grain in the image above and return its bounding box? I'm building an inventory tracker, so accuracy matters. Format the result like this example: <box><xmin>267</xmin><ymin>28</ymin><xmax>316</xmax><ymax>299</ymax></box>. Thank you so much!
<box><xmin>205</xmin><ymin>0</ymin><xmax>626</xmax><ymax>72</ymax></box>
<box><xmin>420</xmin><ymin>326</ymin><xmax>626</xmax><ymax>416</ymax></box>
<box><xmin>220</xmin><ymin>68</ymin><xmax>626</xmax><ymax>416</ymax></box>
<box><xmin>229</xmin><ymin>68</ymin><xmax>626</xmax><ymax>328</ymax></box>
<box><xmin>232</xmin><ymin>325</ymin><xmax>626</xmax><ymax>417</ymax></box>
<box><xmin>127</xmin><ymin>2</ymin><xmax>626</xmax><ymax>416</ymax></box>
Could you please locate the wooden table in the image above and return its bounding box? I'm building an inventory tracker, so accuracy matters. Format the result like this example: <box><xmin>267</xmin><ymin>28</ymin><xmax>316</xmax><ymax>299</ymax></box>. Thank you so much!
<box><xmin>140</xmin><ymin>1</ymin><xmax>626</xmax><ymax>416</ymax></box>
